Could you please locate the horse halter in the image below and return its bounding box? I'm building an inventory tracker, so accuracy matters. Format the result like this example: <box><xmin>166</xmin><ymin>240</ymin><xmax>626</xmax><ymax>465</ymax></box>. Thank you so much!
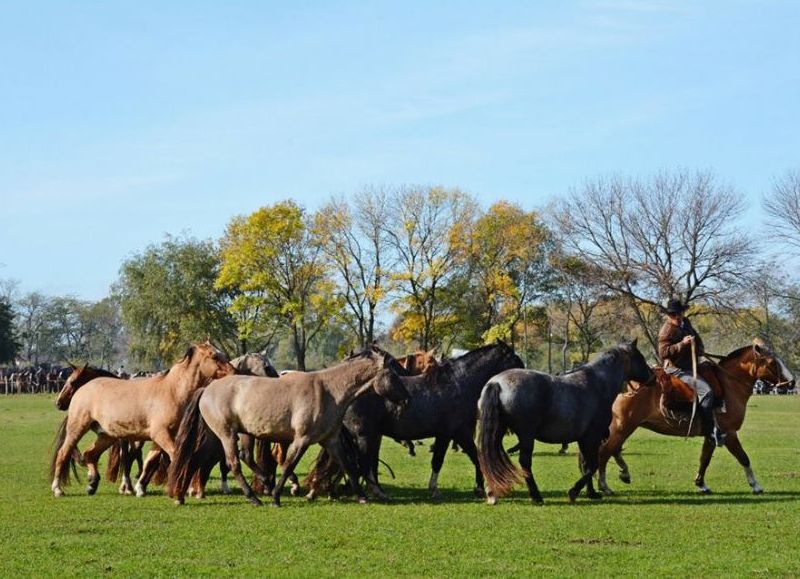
<box><xmin>751</xmin><ymin>345</ymin><xmax>793</xmax><ymax>389</ymax></box>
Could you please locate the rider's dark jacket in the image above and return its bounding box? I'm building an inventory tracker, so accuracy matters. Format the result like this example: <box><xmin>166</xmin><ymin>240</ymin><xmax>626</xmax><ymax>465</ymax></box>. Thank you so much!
<box><xmin>658</xmin><ymin>318</ymin><xmax>705</xmax><ymax>371</ymax></box>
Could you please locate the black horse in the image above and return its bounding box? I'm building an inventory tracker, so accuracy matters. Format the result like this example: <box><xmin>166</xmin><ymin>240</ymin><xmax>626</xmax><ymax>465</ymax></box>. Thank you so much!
<box><xmin>306</xmin><ymin>342</ymin><xmax>524</xmax><ymax>500</ymax></box>
<box><xmin>477</xmin><ymin>339</ymin><xmax>652</xmax><ymax>505</ymax></box>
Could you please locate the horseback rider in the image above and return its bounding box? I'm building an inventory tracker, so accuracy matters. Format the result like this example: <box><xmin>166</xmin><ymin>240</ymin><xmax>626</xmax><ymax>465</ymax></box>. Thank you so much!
<box><xmin>658</xmin><ymin>298</ymin><xmax>726</xmax><ymax>446</ymax></box>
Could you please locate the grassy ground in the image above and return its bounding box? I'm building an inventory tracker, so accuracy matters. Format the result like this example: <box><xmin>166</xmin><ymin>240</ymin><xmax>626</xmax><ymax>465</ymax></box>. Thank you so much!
<box><xmin>1</xmin><ymin>395</ymin><xmax>798</xmax><ymax>577</ymax></box>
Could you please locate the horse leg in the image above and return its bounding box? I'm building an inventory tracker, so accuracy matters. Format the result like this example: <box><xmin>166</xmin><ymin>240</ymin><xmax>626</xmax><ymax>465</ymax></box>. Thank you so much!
<box><xmin>135</xmin><ymin>444</ymin><xmax>166</xmax><ymax>497</ymax></box>
<box><xmin>118</xmin><ymin>441</ymin><xmax>135</xmax><ymax>495</ymax></box>
<box><xmin>240</xmin><ymin>438</ymin><xmax>272</xmax><ymax>493</ymax></box>
<box><xmin>271</xmin><ymin>438</ymin><xmax>310</xmax><ymax>507</ymax></box>
<box><xmin>362</xmin><ymin>435</ymin><xmax>388</xmax><ymax>501</ymax></box>
<box><xmin>51</xmin><ymin>423</ymin><xmax>89</xmax><ymax>497</ymax></box>
<box><xmin>322</xmin><ymin>435</ymin><xmax>368</xmax><ymax>504</ymax></box>
<box><xmin>598</xmin><ymin>420</ymin><xmax>637</xmax><ymax>495</ymax></box>
<box><xmin>83</xmin><ymin>434</ymin><xmax>116</xmax><ymax>495</ymax></box>
<box><xmin>453</xmin><ymin>430</ymin><xmax>486</xmax><ymax>498</ymax></box>
<box><xmin>569</xmin><ymin>439</ymin><xmax>601</xmax><ymax>503</ymax></box>
<box><xmin>517</xmin><ymin>438</ymin><xmax>544</xmax><ymax>505</ymax></box>
<box><xmin>219</xmin><ymin>430</ymin><xmax>261</xmax><ymax>506</ymax></box>
<box><xmin>723</xmin><ymin>432</ymin><xmax>763</xmax><ymax>494</ymax></box>
<box><xmin>219</xmin><ymin>459</ymin><xmax>232</xmax><ymax>494</ymax></box>
<box><xmin>428</xmin><ymin>436</ymin><xmax>450</xmax><ymax>500</ymax></box>
<box><xmin>694</xmin><ymin>436</ymin><xmax>716</xmax><ymax>494</ymax></box>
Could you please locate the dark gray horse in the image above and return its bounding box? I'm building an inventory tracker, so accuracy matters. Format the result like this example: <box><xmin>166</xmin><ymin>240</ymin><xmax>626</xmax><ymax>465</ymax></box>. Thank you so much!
<box><xmin>477</xmin><ymin>339</ymin><xmax>651</xmax><ymax>505</ymax></box>
<box><xmin>306</xmin><ymin>342</ymin><xmax>525</xmax><ymax>500</ymax></box>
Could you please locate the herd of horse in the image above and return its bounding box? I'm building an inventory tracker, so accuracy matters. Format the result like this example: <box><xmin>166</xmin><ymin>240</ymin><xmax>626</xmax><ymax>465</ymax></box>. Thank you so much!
<box><xmin>46</xmin><ymin>337</ymin><xmax>795</xmax><ymax>507</ymax></box>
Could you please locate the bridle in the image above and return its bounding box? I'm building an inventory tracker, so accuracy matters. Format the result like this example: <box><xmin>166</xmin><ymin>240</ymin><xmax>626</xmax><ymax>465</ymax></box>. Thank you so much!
<box><xmin>705</xmin><ymin>347</ymin><xmax>794</xmax><ymax>389</ymax></box>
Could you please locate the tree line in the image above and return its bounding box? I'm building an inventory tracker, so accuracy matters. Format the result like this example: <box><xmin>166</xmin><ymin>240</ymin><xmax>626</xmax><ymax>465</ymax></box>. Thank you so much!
<box><xmin>2</xmin><ymin>168</ymin><xmax>799</xmax><ymax>372</ymax></box>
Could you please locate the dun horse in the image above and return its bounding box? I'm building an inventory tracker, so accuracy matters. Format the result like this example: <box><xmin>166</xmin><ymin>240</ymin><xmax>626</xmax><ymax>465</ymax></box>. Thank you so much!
<box><xmin>49</xmin><ymin>342</ymin><xmax>235</xmax><ymax>497</ymax></box>
<box><xmin>477</xmin><ymin>340</ymin><xmax>652</xmax><ymax>505</ymax></box>
<box><xmin>167</xmin><ymin>346</ymin><xmax>410</xmax><ymax>506</ymax></box>
<box><xmin>598</xmin><ymin>340</ymin><xmax>795</xmax><ymax>495</ymax></box>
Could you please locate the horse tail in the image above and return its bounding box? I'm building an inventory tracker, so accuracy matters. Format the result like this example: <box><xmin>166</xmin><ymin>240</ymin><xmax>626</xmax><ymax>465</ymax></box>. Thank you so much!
<box><xmin>477</xmin><ymin>381</ymin><xmax>521</xmax><ymax>498</ymax></box>
<box><xmin>50</xmin><ymin>416</ymin><xmax>77</xmax><ymax>486</ymax></box>
<box><xmin>166</xmin><ymin>388</ymin><xmax>208</xmax><ymax>499</ymax></box>
<box><xmin>105</xmin><ymin>441</ymin><xmax>122</xmax><ymax>482</ymax></box>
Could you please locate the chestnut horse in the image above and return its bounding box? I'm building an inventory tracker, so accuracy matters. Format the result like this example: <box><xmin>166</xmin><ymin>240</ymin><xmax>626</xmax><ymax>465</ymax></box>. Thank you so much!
<box><xmin>598</xmin><ymin>341</ymin><xmax>795</xmax><ymax>495</ymax></box>
<box><xmin>50</xmin><ymin>342</ymin><xmax>235</xmax><ymax>497</ymax></box>
<box><xmin>168</xmin><ymin>346</ymin><xmax>410</xmax><ymax>507</ymax></box>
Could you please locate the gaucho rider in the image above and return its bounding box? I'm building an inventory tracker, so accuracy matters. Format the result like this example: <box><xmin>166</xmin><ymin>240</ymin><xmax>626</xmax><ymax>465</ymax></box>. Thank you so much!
<box><xmin>658</xmin><ymin>298</ymin><xmax>725</xmax><ymax>446</ymax></box>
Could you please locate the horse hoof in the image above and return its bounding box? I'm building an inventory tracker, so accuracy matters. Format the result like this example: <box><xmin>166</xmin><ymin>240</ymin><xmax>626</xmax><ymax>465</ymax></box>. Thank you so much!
<box><xmin>174</xmin><ymin>498</ymin><xmax>184</xmax><ymax>506</ymax></box>
<box><xmin>753</xmin><ymin>486</ymin><xmax>764</xmax><ymax>495</ymax></box>
<box><xmin>53</xmin><ymin>488</ymin><xmax>64</xmax><ymax>498</ymax></box>
<box><xmin>248</xmin><ymin>497</ymin><xmax>263</xmax><ymax>507</ymax></box>
<box><xmin>474</xmin><ymin>486</ymin><xmax>486</xmax><ymax>499</ymax></box>
<box><xmin>697</xmin><ymin>486</ymin><xmax>712</xmax><ymax>494</ymax></box>
<box><xmin>601</xmin><ymin>487</ymin><xmax>615</xmax><ymax>496</ymax></box>
<box><xmin>430</xmin><ymin>490</ymin><xmax>442</xmax><ymax>501</ymax></box>
<box><xmin>86</xmin><ymin>485</ymin><xmax>97</xmax><ymax>496</ymax></box>
<box><xmin>358</xmin><ymin>497</ymin><xmax>368</xmax><ymax>505</ymax></box>
<box><xmin>290</xmin><ymin>485</ymin><xmax>301</xmax><ymax>497</ymax></box>
<box><xmin>568</xmin><ymin>488</ymin><xmax>580</xmax><ymax>503</ymax></box>
<box><xmin>619</xmin><ymin>473</ymin><xmax>631</xmax><ymax>484</ymax></box>
<box><xmin>270</xmin><ymin>501</ymin><xmax>280</xmax><ymax>508</ymax></box>
<box><xmin>486</xmin><ymin>495</ymin><xmax>498</xmax><ymax>506</ymax></box>
<box><xmin>531</xmin><ymin>497</ymin><xmax>544</xmax><ymax>506</ymax></box>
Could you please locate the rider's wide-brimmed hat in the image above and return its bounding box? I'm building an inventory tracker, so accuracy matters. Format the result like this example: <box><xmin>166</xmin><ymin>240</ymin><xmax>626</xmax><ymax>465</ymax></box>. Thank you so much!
<box><xmin>663</xmin><ymin>298</ymin><xmax>688</xmax><ymax>315</ymax></box>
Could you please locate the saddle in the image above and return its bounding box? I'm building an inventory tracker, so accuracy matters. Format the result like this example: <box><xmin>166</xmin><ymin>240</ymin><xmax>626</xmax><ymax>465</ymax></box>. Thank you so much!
<box><xmin>654</xmin><ymin>362</ymin><xmax>724</xmax><ymax>413</ymax></box>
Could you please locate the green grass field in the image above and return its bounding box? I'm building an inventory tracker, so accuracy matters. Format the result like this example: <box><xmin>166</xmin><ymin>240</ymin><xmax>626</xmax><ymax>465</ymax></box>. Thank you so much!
<box><xmin>1</xmin><ymin>395</ymin><xmax>798</xmax><ymax>577</ymax></box>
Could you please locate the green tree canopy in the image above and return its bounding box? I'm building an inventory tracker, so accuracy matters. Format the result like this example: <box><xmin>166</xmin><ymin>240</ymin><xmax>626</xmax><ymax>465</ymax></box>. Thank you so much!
<box><xmin>116</xmin><ymin>235</ymin><xmax>235</xmax><ymax>368</ymax></box>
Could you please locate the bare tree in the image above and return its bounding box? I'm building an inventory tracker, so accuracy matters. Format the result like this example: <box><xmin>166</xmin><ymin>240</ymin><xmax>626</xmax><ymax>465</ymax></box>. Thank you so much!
<box><xmin>315</xmin><ymin>188</ymin><xmax>392</xmax><ymax>348</ymax></box>
<box><xmin>553</xmin><ymin>170</ymin><xmax>754</xmax><ymax>357</ymax></box>
<box><xmin>763</xmin><ymin>169</ymin><xmax>800</xmax><ymax>248</ymax></box>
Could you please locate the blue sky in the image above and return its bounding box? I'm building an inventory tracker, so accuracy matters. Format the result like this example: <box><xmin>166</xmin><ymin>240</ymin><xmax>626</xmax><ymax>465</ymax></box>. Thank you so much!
<box><xmin>1</xmin><ymin>1</ymin><xmax>798</xmax><ymax>300</ymax></box>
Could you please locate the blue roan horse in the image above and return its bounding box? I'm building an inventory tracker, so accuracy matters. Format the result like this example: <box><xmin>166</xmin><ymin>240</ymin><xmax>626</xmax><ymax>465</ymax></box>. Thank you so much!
<box><xmin>477</xmin><ymin>339</ymin><xmax>652</xmax><ymax>505</ymax></box>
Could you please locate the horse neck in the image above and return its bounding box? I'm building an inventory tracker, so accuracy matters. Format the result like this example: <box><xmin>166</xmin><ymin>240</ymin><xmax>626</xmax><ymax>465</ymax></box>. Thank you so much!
<box><xmin>582</xmin><ymin>352</ymin><xmax>625</xmax><ymax>400</ymax></box>
<box><xmin>319</xmin><ymin>357</ymin><xmax>380</xmax><ymax>407</ymax></box>
<box><xmin>718</xmin><ymin>355</ymin><xmax>756</xmax><ymax>398</ymax></box>
<box><xmin>451</xmin><ymin>350</ymin><xmax>507</xmax><ymax>394</ymax></box>
<box><xmin>167</xmin><ymin>360</ymin><xmax>212</xmax><ymax>399</ymax></box>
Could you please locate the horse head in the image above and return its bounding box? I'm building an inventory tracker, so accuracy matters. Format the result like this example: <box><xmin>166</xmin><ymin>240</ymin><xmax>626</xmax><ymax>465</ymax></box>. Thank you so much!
<box><xmin>619</xmin><ymin>338</ymin><xmax>653</xmax><ymax>385</ymax></box>
<box><xmin>185</xmin><ymin>342</ymin><xmax>236</xmax><ymax>381</ymax></box>
<box><xmin>55</xmin><ymin>363</ymin><xmax>88</xmax><ymax>410</ymax></box>
<box><xmin>749</xmin><ymin>339</ymin><xmax>795</xmax><ymax>389</ymax></box>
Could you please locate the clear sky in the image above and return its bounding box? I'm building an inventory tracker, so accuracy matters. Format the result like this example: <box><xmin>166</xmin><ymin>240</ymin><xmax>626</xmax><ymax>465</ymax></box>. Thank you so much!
<box><xmin>1</xmin><ymin>1</ymin><xmax>798</xmax><ymax>300</ymax></box>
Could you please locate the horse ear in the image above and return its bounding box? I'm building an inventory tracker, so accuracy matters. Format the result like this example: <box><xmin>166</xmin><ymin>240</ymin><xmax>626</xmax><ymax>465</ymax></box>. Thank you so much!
<box><xmin>630</xmin><ymin>337</ymin><xmax>638</xmax><ymax>349</ymax></box>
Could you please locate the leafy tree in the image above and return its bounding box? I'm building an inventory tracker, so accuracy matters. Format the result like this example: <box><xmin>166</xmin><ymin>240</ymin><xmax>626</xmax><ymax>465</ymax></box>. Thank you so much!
<box><xmin>0</xmin><ymin>299</ymin><xmax>19</xmax><ymax>363</ymax></box>
<box><xmin>116</xmin><ymin>235</ymin><xmax>236</xmax><ymax>367</ymax></box>
<box><xmin>456</xmin><ymin>201</ymin><xmax>553</xmax><ymax>348</ymax></box>
<box><xmin>386</xmin><ymin>186</ymin><xmax>478</xmax><ymax>350</ymax></box>
<box><xmin>217</xmin><ymin>201</ymin><xmax>341</xmax><ymax>371</ymax></box>
<box><xmin>14</xmin><ymin>292</ymin><xmax>51</xmax><ymax>364</ymax></box>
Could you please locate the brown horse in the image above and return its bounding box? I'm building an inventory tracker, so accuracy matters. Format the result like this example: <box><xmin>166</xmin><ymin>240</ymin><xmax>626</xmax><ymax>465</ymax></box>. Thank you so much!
<box><xmin>597</xmin><ymin>341</ymin><xmax>795</xmax><ymax>495</ymax></box>
<box><xmin>54</xmin><ymin>364</ymin><xmax>145</xmax><ymax>492</ymax></box>
<box><xmin>50</xmin><ymin>342</ymin><xmax>235</xmax><ymax>498</ymax></box>
<box><xmin>398</xmin><ymin>349</ymin><xmax>438</xmax><ymax>375</ymax></box>
<box><xmin>168</xmin><ymin>346</ymin><xmax>410</xmax><ymax>506</ymax></box>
